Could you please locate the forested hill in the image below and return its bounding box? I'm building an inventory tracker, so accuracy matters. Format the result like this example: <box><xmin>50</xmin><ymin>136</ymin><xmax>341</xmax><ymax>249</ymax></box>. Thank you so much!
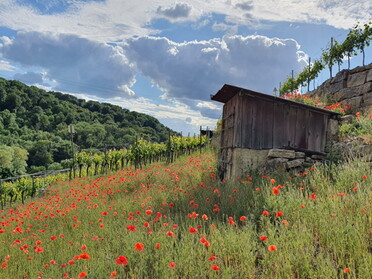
<box><xmin>0</xmin><ymin>77</ymin><xmax>174</xmax><ymax>176</ymax></box>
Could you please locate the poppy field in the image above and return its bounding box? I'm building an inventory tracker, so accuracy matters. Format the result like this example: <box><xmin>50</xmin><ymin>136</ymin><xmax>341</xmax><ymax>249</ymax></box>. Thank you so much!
<box><xmin>0</xmin><ymin>150</ymin><xmax>371</xmax><ymax>278</ymax></box>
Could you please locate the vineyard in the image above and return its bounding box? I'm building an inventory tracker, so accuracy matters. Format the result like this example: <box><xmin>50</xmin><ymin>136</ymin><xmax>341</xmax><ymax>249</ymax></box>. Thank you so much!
<box><xmin>280</xmin><ymin>22</ymin><xmax>372</xmax><ymax>95</ymax></box>
<box><xmin>0</xmin><ymin>135</ymin><xmax>209</xmax><ymax>209</ymax></box>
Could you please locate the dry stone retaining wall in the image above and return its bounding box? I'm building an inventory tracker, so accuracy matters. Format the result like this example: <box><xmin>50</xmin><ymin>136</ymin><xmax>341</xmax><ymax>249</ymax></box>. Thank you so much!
<box><xmin>310</xmin><ymin>63</ymin><xmax>372</xmax><ymax>112</ymax></box>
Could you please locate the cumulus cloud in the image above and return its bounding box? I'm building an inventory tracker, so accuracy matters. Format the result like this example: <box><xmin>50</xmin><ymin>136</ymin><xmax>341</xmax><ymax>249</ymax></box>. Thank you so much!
<box><xmin>235</xmin><ymin>1</ymin><xmax>253</xmax><ymax>11</ymax></box>
<box><xmin>124</xmin><ymin>34</ymin><xmax>307</xmax><ymax>117</ymax></box>
<box><xmin>1</xmin><ymin>31</ymin><xmax>136</xmax><ymax>98</ymax></box>
<box><xmin>156</xmin><ymin>3</ymin><xmax>192</xmax><ymax>19</ymax></box>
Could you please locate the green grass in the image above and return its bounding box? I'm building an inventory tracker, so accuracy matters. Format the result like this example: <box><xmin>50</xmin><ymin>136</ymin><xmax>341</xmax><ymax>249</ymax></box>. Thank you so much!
<box><xmin>0</xmin><ymin>151</ymin><xmax>371</xmax><ymax>278</ymax></box>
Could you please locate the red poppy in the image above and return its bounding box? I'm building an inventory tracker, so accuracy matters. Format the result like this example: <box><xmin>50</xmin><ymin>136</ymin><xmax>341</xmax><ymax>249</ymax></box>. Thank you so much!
<box><xmin>79</xmin><ymin>253</ymin><xmax>90</xmax><ymax>260</ymax></box>
<box><xmin>240</xmin><ymin>216</ymin><xmax>247</xmax><ymax>221</ymax></box>
<box><xmin>208</xmin><ymin>256</ymin><xmax>217</xmax><ymax>261</ymax></box>
<box><xmin>262</xmin><ymin>211</ymin><xmax>269</xmax><ymax>216</ymax></box>
<box><xmin>259</xmin><ymin>236</ymin><xmax>267</xmax><ymax>241</ymax></box>
<box><xmin>134</xmin><ymin>242</ymin><xmax>144</xmax><ymax>251</ymax></box>
<box><xmin>78</xmin><ymin>272</ymin><xmax>87</xmax><ymax>278</ymax></box>
<box><xmin>343</xmin><ymin>268</ymin><xmax>350</xmax><ymax>273</ymax></box>
<box><xmin>169</xmin><ymin>262</ymin><xmax>176</xmax><ymax>269</ymax></box>
<box><xmin>110</xmin><ymin>271</ymin><xmax>117</xmax><ymax>278</ymax></box>
<box><xmin>268</xmin><ymin>245</ymin><xmax>277</xmax><ymax>252</ymax></box>
<box><xmin>272</xmin><ymin>187</ymin><xmax>280</xmax><ymax>195</ymax></box>
<box><xmin>270</xmin><ymin>178</ymin><xmax>276</xmax><ymax>184</ymax></box>
<box><xmin>275</xmin><ymin>211</ymin><xmax>283</xmax><ymax>217</ymax></box>
<box><xmin>155</xmin><ymin>243</ymin><xmax>161</xmax><ymax>250</ymax></box>
<box><xmin>211</xmin><ymin>264</ymin><xmax>220</xmax><ymax>270</ymax></box>
<box><xmin>115</xmin><ymin>256</ymin><xmax>128</xmax><ymax>265</ymax></box>
<box><xmin>189</xmin><ymin>227</ymin><xmax>198</xmax><ymax>234</ymax></box>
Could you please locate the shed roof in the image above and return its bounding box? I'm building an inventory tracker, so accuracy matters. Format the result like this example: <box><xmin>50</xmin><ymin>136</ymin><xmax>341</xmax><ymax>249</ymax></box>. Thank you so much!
<box><xmin>211</xmin><ymin>84</ymin><xmax>340</xmax><ymax>116</ymax></box>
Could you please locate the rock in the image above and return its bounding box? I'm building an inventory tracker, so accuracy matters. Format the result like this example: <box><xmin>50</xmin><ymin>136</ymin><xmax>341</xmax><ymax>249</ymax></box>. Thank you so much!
<box><xmin>268</xmin><ymin>149</ymin><xmax>295</xmax><ymax>159</ymax></box>
<box><xmin>305</xmin><ymin>157</ymin><xmax>314</xmax><ymax>163</ymax></box>
<box><xmin>327</xmin><ymin>119</ymin><xmax>339</xmax><ymax>141</ymax></box>
<box><xmin>286</xmin><ymin>159</ymin><xmax>305</xmax><ymax>169</ymax></box>
<box><xmin>333</xmin><ymin>83</ymin><xmax>371</xmax><ymax>102</ymax></box>
<box><xmin>331</xmin><ymin>70</ymin><xmax>349</xmax><ymax>84</ymax></box>
<box><xmin>311</xmin><ymin>154</ymin><xmax>325</xmax><ymax>160</ymax></box>
<box><xmin>362</xmin><ymin>93</ymin><xmax>372</xmax><ymax>107</ymax></box>
<box><xmin>340</xmin><ymin>115</ymin><xmax>354</xmax><ymax>123</ymax></box>
<box><xmin>266</xmin><ymin>158</ymin><xmax>288</xmax><ymax>171</ymax></box>
<box><xmin>340</xmin><ymin>96</ymin><xmax>363</xmax><ymax>109</ymax></box>
<box><xmin>295</xmin><ymin>152</ymin><xmax>306</xmax><ymax>159</ymax></box>
<box><xmin>367</xmin><ymin>69</ymin><xmax>372</xmax><ymax>82</ymax></box>
<box><xmin>347</xmin><ymin>72</ymin><xmax>367</xmax><ymax>88</ymax></box>
<box><xmin>329</xmin><ymin>80</ymin><xmax>346</xmax><ymax>94</ymax></box>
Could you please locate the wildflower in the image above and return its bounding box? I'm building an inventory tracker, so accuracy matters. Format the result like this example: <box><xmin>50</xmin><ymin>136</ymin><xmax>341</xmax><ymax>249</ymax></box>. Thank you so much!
<box><xmin>50</xmin><ymin>235</ymin><xmax>57</xmax><ymax>240</ymax></box>
<box><xmin>81</xmin><ymin>244</ymin><xmax>87</xmax><ymax>251</ymax></box>
<box><xmin>78</xmin><ymin>272</ymin><xmax>87</xmax><ymax>278</ymax></box>
<box><xmin>134</xmin><ymin>243</ymin><xmax>144</xmax><ymax>251</ymax></box>
<box><xmin>259</xmin><ymin>236</ymin><xmax>267</xmax><ymax>241</ymax></box>
<box><xmin>202</xmin><ymin>214</ymin><xmax>208</xmax><ymax>220</ymax></box>
<box><xmin>110</xmin><ymin>271</ymin><xmax>117</xmax><ymax>278</ymax></box>
<box><xmin>166</xmin><ymin>231</ymin><xmax>174</xmax><ymax>236</ymax></box>
<box><xmin>282</xmin><ymin>220</ymin><xmax>289</xmax><ymax>226</ymax></box>
<box><xmin>362</xmin><ymin>175</ymin><xmax>367</xmax><ymax>179</ymax></box>
<box><xmin>309</xmin><ymin>193</ymin><xmax>317</xmax><ymax>200</ymax></box>
<box><xmin>239</xmin><ymin>216</ymin><xmax>247</xmax><ymax>221</ymax></box>
<box><xmin>268</xmin><ymin>245</ymin><xmax>277</xmax><ymax>252</ymax></box>
<box><xmin>126</xmin><ymin>225</ymin><xmax>136</xmax><ymax>231</ymax></box>
<box><xmin>272</xmin><ymin>187</ymin><xmax>280</xmax><ymax>195</ymax></box>
<box><xmin>343</xmin><ymin>268</ymin><xmax>350</xmax><ymax>273</ymax></box>
<box><xmin>169</xmin><ymin>262</ymin><xmax>176</xmax><ymax>269</ymax></box>
<box><xmin>275</xmin><ymin>211</ymin><xmax>283</xmax><ymax>217</ymax></box>
<box><xmin>211</xmin><ymin>264</ymin><xmax>220</xmax><ymax>270</ymax></box>
<box><xmin>79</xmin><ymin>253</ymin><xmax>90</xmax><ymax>260</ymax></box>
<box><xmin>262</xmin><ymin>211</ymin><xmax>269</xmax><ymax>216</ymax></box>
<box><xmin>208</xmin><ymin>256</ymin><xmax>217</xmax><ymax>261</ymax></box>
<box><xmin>270</xmin><ymin>179</ymin><xmax>276</xmax><ymax>184</ymax></box>
<box><xmin>1</xmin><ymin>262</ymin><xmax>7</xmax><ymax>269</ymax></box>
<box><xmin>115</xmin><ymin>256</ymin><xmax>128</xmax><ymax>265</ymax></box>
<box><xmin>155</xmin><ymin>243</ymin><xmax>161</xmax><ymax>250</ymax></box>
<box><xmin>189</xmin><ymin>227</ymin><xmax>198</xmax><ymax>234</ymax></box>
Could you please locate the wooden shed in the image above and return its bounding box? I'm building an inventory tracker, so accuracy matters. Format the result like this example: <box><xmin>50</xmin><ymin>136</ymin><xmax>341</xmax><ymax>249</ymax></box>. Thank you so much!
<box><xmin>211</xmin><ymin>84</ymin><xmax>339</xmax><ymax>179</ymax></box>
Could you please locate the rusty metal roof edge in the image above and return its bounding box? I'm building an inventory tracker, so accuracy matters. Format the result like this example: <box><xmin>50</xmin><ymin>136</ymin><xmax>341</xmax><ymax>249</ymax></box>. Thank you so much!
<box><xmin>211</xmin><ymin>84</ymin><xmax>340</xmax><ymax>116</ymax></box>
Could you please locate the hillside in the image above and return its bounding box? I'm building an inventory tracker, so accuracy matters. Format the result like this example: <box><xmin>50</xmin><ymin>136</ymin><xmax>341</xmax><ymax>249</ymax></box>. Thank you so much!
<box><xmin>0</xmin><ymin>78</ymin><xmax>174</xmax><ymax>176</ymax></box>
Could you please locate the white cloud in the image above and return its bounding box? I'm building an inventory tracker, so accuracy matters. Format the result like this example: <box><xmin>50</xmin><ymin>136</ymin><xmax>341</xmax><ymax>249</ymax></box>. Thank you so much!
<box><xmin>156</xmin><ymin>3</ymin><xmax>192</xmax><ymax>20</ymax></box>
<box><xmin>0</xmin><ymin>0</ymin><xmax>370</xmax><ymax>44</ymax></box>
<box><xmin>0</xmin><ymin>31</ymin><xmax>136</xmax><ymax>98</ymax></box>
<box><xmin>124</xmin><ymin>34</ymin><xmax>307</xmax><ymax>117</ymax></box>
<box><xmin>0</xmin><ymin>59</ymin><xmax>16</xmax><ymax>71</ymax></box>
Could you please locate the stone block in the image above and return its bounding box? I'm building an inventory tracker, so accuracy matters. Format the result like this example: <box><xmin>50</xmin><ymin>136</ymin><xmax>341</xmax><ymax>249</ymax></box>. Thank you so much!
<box><xmin>328</xmin><ymin>80</ymin><xmax>346</xmax><ymax>94</ymax></box>
<box><xmin>311</xmin><ymin>154</ymin><xmax>325</xmax><ymax>160</ymax></box>
<box><xmin>340</xmin><ymin>115</ymin><xmax>354</xmax><ymax>123</ymax></box>
<box><xmin>347</xmin><ymin>72</ymin><xmax>367</xmax><ymax>88</ymax></box>
<box><xmin>305</xmin><ymin>157</ymin><xmax>314</xmax><ymax>163</ymax></box>
<box><xmin>331</xmin><ymin>70</ymin><xmax>349</xmax><ymax>84</ymax></box>
<box><xmin>362</xmin><ymin>93</ymin><xmax>372</xmax><ymax>107</ymax></box>
<box><xmin>268</xmin><ymin>149</ymin><xmax>295</xmax><ymax>159</ymax></box>
<box><xmin>295</xmin><ymin>152</ymin><xmax>306</xmax><ymax>159</ymax></box>
<box><xmin>327</xmin><ymin>119</ymin><xmax>339</xmax><ymax>141</ymax></box>
<box><xmin>340</xmin><ymin>96</ymin><xmax>363</xmax><ymax>109</ymax></box>
<box><xmin>286</xmin><ymin>159</ymin><xmax>305</xmax><ymax>169</ymax></box>
<box><xmin>266</xmin><ymin>158</ymin><xmax>288</xmax><ymax>171</ymax></box>
<box><xmin>367</xmin><ymin>69</ymin><xmax>372</xmax><ymax>82</ymax></box>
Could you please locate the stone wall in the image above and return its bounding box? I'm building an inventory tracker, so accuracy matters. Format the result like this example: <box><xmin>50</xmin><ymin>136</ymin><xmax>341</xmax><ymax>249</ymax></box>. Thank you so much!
<box><xmin>309</xmin><ymin>63</ymin><xmax>372</xmax><ymax>112</ymax></box>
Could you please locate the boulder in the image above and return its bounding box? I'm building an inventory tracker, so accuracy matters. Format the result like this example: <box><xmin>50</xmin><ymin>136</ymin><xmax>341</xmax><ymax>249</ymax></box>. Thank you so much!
<box><xmin>286</xmin><ymin>159</ymin><xmax>305</xmax><ymax>169</ymax></box>
<box><xmin>367</xmin><ymin>69</ymin><xmax>372</xmax><ymax>82</ymax></box>
<box><xmin>295</xmin><ymin>152</ymin><xmax>306</xmax><ymax>159</ymax></box>
<box><xmin>266</xmin><ymin>158</ymin><xmax>288</xmax><ymax>171</ymax></box>
<box><xmin>268</xmin><ymin>149</ymin><xmax>295</xmax><ymax>159</ymax></box>
<box><xmin>347</xmin><ymin>72</ymin><xmax>367</xmax><ymax>88</ymax></box>
<box><xmin>311</xmin><ymin>154</ymin><xmax>326</xmax><ymax>160</ymax></box>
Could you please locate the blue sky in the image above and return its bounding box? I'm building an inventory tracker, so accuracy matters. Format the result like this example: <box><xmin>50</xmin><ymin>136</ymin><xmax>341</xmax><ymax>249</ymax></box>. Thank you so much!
<box><xmin>0</xmin><ymin>0</ymin><xmax>371</xmax><ymax>134</ymax></box>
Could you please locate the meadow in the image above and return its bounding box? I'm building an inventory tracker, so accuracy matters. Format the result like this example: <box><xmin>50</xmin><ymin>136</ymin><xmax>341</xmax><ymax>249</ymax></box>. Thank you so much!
<box><xmin>0</xmin><ymin>149</ymin><xmax>371</xmax><ymax>279</ymax></box>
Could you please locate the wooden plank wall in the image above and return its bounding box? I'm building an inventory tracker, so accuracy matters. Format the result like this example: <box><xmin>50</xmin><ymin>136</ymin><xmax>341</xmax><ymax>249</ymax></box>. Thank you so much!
<box><xmin>222</xmin><ymin>94</ymin><xmax>330</xmax><ymax>153</ymax></box>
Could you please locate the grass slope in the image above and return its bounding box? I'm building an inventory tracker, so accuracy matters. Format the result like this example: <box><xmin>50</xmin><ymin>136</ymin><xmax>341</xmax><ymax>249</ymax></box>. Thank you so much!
<box><xmin>0</xmin><ymin>151</ymin><xmax>371</xmax><ymax>278</ymax></box>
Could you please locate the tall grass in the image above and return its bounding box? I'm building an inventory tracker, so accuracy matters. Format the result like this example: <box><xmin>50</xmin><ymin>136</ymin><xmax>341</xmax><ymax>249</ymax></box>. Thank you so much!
<box><xmin>0</xmin><ymin>151</ymin><xmax>370</xmax><ymax>278</ymax></box>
